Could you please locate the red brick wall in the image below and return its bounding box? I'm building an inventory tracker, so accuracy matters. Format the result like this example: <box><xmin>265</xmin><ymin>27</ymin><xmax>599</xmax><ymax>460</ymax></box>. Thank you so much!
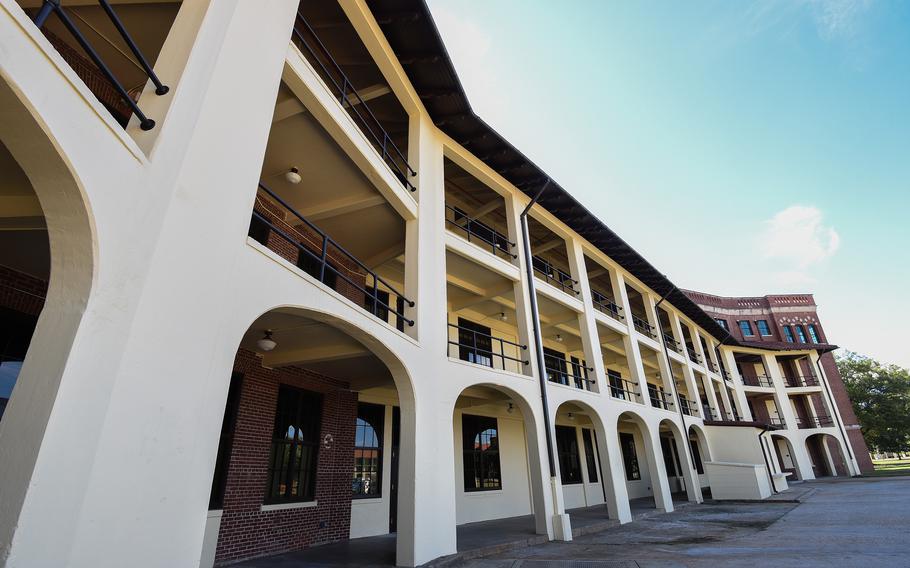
<box><xmin>214</xmin><ymin>349</ymin><xmax>357</xmax><ymax>565</ymax></box>
<box><xmin>0</xmin><ymin>264</ymin><xmax>47</xmax><ymax>317</ymax></box>
<box><xmin>820</xmin><ymin>352</ymin><xmax>874</xmax><ymax>474</ymax></box>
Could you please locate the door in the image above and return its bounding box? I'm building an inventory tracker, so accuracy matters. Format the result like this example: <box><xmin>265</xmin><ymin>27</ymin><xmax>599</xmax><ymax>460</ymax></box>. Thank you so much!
<box><xmin>388</xmin><ymin>406</ymin><xmax>400</xmax><ymax>532</ymax></box>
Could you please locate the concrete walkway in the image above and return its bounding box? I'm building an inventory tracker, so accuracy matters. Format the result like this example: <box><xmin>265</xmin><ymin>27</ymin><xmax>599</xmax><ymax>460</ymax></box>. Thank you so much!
<box><xmin>463</xmin><ymin>477</ymin><xmax>910</xmax><ymax>568</ymax></box>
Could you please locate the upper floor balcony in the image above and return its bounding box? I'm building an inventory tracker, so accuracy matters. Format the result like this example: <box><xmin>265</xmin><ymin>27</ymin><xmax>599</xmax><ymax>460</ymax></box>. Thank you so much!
<box><xmin>544</xmin><ymin>350</ymin><xmax>595</xmax><ymax>391</ymax></box>
<box><xmin>447</xmin><ymin>320</ymin><xmax>527</xmax><ymax>374</ymax></box>
<box><xmin>631</xmin><ymin>315</ymin><xmax>658</xmax><ymax>340</ymax></box>
<box><xmin>591</xmin><ymin>289</ymin><xmax>624</xmax><ymax>322</ymax></box>
<box><xmin>647</xmin><ymin>384</ymin><xmax>675</xmax><ymax>412</ymax></box>
<box><xmin>607</xmin><ymin>370</ymin><xmax>642</xmax><ymax>404</ymax></box>
<box><xmin>796</xmin><ymin>415</ymin><xmax>835</xmax><ymax>429</ymax></box>
<box><xmin>526</xmin><ymin>216</ymin><xmax>578</xmax><ymax>298</ymax></box>
<box><xmin>741</xmin><ymin>374</ymin><xmax>774</xmax><ymax>388</ymax></box>
<box><xmin>785</xmin><ymin>374</ymin><xmax>821</xmax><ymax>388</ymax></box>
<box><xmin>584</xmin><ymin>256</ymin><xmax>624</xmax><ymax>324</ymax></box>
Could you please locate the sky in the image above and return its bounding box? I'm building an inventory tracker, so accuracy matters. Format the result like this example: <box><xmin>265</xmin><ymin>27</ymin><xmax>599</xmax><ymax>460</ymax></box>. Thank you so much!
<box><xmin>424</xmin><ymin>0</ymin><xmax>910</xmax><ymax>368</ymax></box>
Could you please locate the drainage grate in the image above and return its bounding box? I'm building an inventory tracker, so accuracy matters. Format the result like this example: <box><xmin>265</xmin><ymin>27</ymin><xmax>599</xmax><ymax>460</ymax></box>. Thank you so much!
<box><xmin>516</xmin><ymin>561</ymin><xmax>640</xmax><ymax>568</ymax></box>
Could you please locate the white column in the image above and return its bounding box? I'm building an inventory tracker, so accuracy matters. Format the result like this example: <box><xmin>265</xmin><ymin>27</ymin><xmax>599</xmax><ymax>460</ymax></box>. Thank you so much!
<box><xmin>504</xmin><ymin>193</ymin><xmax>538</xmax><ymax>379</ymax></box>
<box><xmin>612</xmin><ymin>272</ymin><xmax>648</xmax><ymax>402</ymax></box>
<box><xmin>597</xmin><ymin>424</ymin><xmax>632</xmax><ymax>522</ymax></box>
<box><xmin>567</xmin><ymin>239</ymin><xmax>604</xmax><ymax>393</ymax></box>
<box><xmin>644</xmin><ymin>427</ymin><xmax>674</xmax><ymax>512</ymax></box>
<box><xmin>721</xmin><ymin>349</ymin><xmax>753</xmax><ymax>421</ymax></box>
<box><xmin>763</xmin><ymin>354</ymin><xmax>815</xmax><ymax>480</ymax></box>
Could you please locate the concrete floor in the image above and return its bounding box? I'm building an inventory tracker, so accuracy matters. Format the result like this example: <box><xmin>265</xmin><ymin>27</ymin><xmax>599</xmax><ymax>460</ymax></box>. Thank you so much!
<box><xmin>465</xmin><ymin>477</ymin><xmax>910</xmax><ymax>568</ymax></box>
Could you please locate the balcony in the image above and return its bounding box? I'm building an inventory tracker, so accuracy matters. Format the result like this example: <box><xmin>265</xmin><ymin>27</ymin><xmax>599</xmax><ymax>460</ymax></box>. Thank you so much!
<box><xmin>707</xmin><ymin>360</ymin><xmax>720</xmax><ymax>374</ymax></box>
<box><xmin>769</xmin><ymin>417</ymin><xmax>787</xmax><ymax>428</ymax></box>
<box><xmin>701</xmin><ymin>405</ymin><xmax>720</xmax><ymax>421</ymax></box>
<box><xmin>591</xmin><ymin>289</ymin><xmax>624</xmax><ymax>322</ymax></box>
<box><xmin>532</xmin><ymin>256</ymin><xmax>578</xmax><ymax>296</ymax></box>
<box><xmin>797</xmin><ymin>415</ymin><xmax>835</xmax><ymax>429</ymax></box>
<box><xmin>686</xmin><ymin>346</ymin><xmax>702</xmax><ymax>365</ymax></box>
<box><xmin>444</xmin><ymin>205</ymin><xmax>516</xmax><ymax>261</ymax></box>
<box><xmin>785</xmin><ymin>374</ymin><xmax>820</xmax><ymax>388</ymax></box>
<box><xmin>632</xmin><ymin>315</ymin><xmax>658</xmax><ymax>340</ymax></box>
<box><xmin>22</xmin><ymin>0</ymin><xmax>177</xmax><ymax>130</ymax></box>
<box><xmin>608</xmin><ymin>375</ymin><xmax>641</xmax><ymax>403</ymax></box>
<box><xmin>249</xmin><ymin>183</ymin><xmax>413</xmax><ymax>328</ymax></box>
<box><xmin>648</xmin><ymin>386</ymin><xmax>675</xmax><ymax>411</ymax></box>
<box><xmin>447</xmin><ymin>323</ymin><xmax>528</xmax><ymax>374</ymax></box>
<box><xmin>679</xmin><ymin>397</ymin><xmax>700</xmax><ymax>417</ymax></box>
<box><xmin>741</xmin><ymin>374</ymin><xmax>774</xmax><ymax>388</ymax></box>
<box><xmin>545</xmin><ymin>352</ymin><xmax>595</xmax><ymax>391</ymax></box>
<box><xmin>662</xmin><ymin>333</ymin><xmax>681</xmax><ymax>353</ymax></box>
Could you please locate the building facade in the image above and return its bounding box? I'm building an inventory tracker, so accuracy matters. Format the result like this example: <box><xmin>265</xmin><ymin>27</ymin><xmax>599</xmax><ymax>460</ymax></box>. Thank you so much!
<box><xmin>0</xmin><ymin>1</ymin><xmax>871</xmax><ymax>567</ymax></box>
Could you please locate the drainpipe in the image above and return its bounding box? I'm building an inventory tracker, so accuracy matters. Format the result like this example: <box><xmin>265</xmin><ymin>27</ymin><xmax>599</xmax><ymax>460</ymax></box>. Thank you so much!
<box><xmin>814</xmin><ymin>354</ymin><xmax>856</xmax><ymax>473</ymax></box>
<box><xmin>757</xmin><ymin>426</ymin><xmax>778</xmax><ymax>494</ymax></box>
<box><xmin>655</xmin><ymin>288</ymin><xmax>700</xmax><ymax>499</ymax></box>
<box><xmin>520</xmin><ymin>180</ymin><xmax>571</xmax><ymax>539</ymax></box>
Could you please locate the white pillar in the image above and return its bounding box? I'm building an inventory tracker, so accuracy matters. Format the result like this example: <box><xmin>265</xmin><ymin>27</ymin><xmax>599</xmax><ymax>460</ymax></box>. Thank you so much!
<box><xmin>721</xmin><ymin>348</ymin><xmax>753</xmax><ymax>421</ymax></box>
<box><xmin>644</xmin><ymin>427</ymin><xmax>674</xmax><ymax>512</ymax></box>
<box><xmin>612</xmin><ymin>273</ymin><xmax>648</xmax><ymax>402</ymax></box>
<box><xmin>763</xmin><ymin>354</ymin><xmax>815</xmax><ymax>480</ymax></box>
<box><xmin>567</xmin><ymin>239</ymin><xmax>604</xmax><ymax>393</ymax></box>
<box><xmin>597</xmin><ymin>422</ymin><xmax>632</xmax><ymax>522</ymax></box>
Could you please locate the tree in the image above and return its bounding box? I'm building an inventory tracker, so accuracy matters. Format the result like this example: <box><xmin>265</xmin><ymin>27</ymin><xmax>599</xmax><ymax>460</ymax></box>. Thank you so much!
<box><xmin>837</xmin><ymin>351</ymin><xmax>910</xmax><ymax>454</ymax></box>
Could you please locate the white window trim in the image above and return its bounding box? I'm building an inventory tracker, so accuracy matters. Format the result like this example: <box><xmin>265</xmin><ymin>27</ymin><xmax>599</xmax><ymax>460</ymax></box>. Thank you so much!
<box><xmin>260</xmin><ymin>500</ymin><xmax>318</xmax><ymax>512</ymax></box>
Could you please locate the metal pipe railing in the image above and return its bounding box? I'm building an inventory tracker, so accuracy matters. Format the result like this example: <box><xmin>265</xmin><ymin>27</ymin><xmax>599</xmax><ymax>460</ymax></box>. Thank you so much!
<box><xmin>543</xmin><ymin>353</ymin><xmax>594</xmax><ymax>389</ymax></box>
<box><xmin>292</xmin><ymin>12</ymin><xmax>416</xmax><ymax>191</ymax></box>
<box><xmin>608</xmin><ymin>378</ymin><xmax>642</xmax><ymax>403</ymax></box>
<box><xmin>631</xmin><ymin>315</ymin><xmax>658</xmax><ymax>339</ymax></box>
<box><xmin>741</xmin><ymin>374</ymin><xmax>774</xmax><ymax>388</ymax></box>
<box><xmin>784</xmin><ymin>374</ymin><xmax>820</xmax><ymax>388</ymax></box>
<box><xmin>252</xmin><ymin>183</ymin><xmax>414</xmax><ymax>326</ymax></box>
<box><xmin>662</xmin><ymin>333</ymin><xmax>681</xmax><ymax>353</ymax></box>
<box><xmin>531</xmin><ymin>256</ymin><xmax>578</xmax><ymax>295</ymax></box>
<box><xmin>33</xmin><ymin>0</ymin><xmax>169</xmax><ymax>130</ymax></box>
<box><xmin>447</xmin><ymin>323</ymin><xmax>528</xmax><ymax>372</ymax></box>
<box><xmin>444</xmin><ymin>204</ymin><xmax>516</xmax><ymax>259</ymax></box>
<box><xmin>591</xmin><ymin>290</ymin><xmax>624</xmax><ymax>320</ymax></box>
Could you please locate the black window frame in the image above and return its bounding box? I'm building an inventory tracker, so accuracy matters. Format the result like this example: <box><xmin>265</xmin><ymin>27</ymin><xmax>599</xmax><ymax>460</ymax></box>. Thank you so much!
<box><xmin>462</xmin><ymin>414</ymin><xmax>502</xmax><ymax>492</ymax></box>
<box><xmin>544</xmin><ymin>347</ymin><xmax>569</xmax><ymax>385</ymax></box>
<box><xmin>689</xmin><ymin>439</ymin><xmax>704</xmax><ymax>474</ymax></box>
<box><xmin>581</xmin><ymin>428</ymin><xmax>598</xmax><ymax>483</ymax></box>
<box><xmin>555</xmin><ymin>425</ymin><xmax>583</xmax><ymax>485</ymax></box>
<box><xmin>457</xmin><ymin>317</ymin><xmax>493</xmax><ymax>368</ymax></box>
<box><xmin>352</xmin><ymin>402</ymin><xmax>384</xmax><ymax>499</ymax></box>
<box><xmin>619</xmin><ymin>432</ymin><xmax>641</xmax><ymax>481</ymax></box>
<box><xmin>208</xmin><ymin>372</ymin><xmax>244</xmax><ymax>510</ymax></box>
<box><xmin>264</xmin><ymin>385</ymin><xmax>322</xmax><ymax>505</ymax></box>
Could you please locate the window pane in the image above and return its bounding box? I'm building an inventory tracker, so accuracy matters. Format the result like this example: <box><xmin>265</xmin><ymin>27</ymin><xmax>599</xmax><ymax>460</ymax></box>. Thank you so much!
<box><xmin>265</xmin><ymin>386</ymin><xmax>322</xmax><ymax>504</ymax></box>
<box><xmin>582</xmin><ymin>428</ymin><xmax>598</xmax><ymax>483</ymax></box>
<box><xmin>353</xmin><ymin>403</ymin><xmax>384</xmax><ymax>498</ymax></box>
<box><xmin>462</xmin><ymin>414</ymin><xmax>501</xmax><ymax>491</ymax></box>
<box><xmin>783</xmin><ymin>326</ymin><xmax>794</xmax><ymax>343</ymax></box>
<box><xmin>555</xmin><ymin>426</ymin><xmax>582</xmax><ymax>484</ymax></box>
<box><xmin>795</xmin><ymin>326</ymin><xmax>807</xmax><ymax>343</ymax></box>
<box><xmin>808</xmin><ymin>325</ymin><xmax>820</xmax><ymax>343</ymax></box>
<box><xmin>756</xmin><ymin>320</ymin><xmax>771</xmax><ymax>336</ymax></box>
<box><xmin>738</xmin><ymin>321</ymin><xmax>754</xmax><ymax>336</ymax></box>
<box><xmin>619</xmin><ymin>433</ymin><xmax>640</xmax><ymax>481</ymax></box>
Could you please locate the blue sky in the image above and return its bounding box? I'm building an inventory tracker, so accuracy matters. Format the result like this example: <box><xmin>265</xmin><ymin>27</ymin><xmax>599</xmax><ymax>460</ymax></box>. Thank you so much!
<box><xmin>425</xmin><ymin>0</ymin><xmax>910</xmax><ymax>368</ymax></box>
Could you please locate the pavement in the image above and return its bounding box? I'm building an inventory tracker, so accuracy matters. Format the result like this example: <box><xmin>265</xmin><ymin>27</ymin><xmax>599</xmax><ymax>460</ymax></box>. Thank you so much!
<box><xmin>461</xmin><ymin>477</ymin><xmax>910</xmax><ymax>568</ymax></box>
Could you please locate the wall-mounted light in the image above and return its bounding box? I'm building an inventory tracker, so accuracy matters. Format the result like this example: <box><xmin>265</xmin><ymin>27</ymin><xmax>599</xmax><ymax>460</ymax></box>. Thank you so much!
<box><xmin>567</xmin><ymin>412</ymin><xmax>575</xmax><ymax>421</ymax></box>
<box><xmin>555</xmin><ymin>334</ymin><xmax>564</xmax><ymax>343</ymax></box>
<box><xmin>499</xmin><ymin>312</ymin><xmax>508</xmax><ymax>322</ymax></box>
<box><xmin>284</xmin><ymin>167</ymin><xmax>302</xmax><ymax>184</ymax></box>
<box><xmin>257</xmin><ymin>330</ymin><xmax>277</xmax><ymax>352</ymax></box>
<box><xmin>506</xmin><ymin>402</ymin><xmax>515</xmax><ymax>414</ymax></box>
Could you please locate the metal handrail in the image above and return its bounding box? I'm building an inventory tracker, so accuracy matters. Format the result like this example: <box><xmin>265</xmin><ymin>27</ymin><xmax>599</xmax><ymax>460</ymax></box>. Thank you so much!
<box><xmin>631</xmin><ymin>315</ymin><xmax>657</xmax><ymax>339</ymax></box>
<box><xmin>444</xmin><ymin>205</ymin><xmax>516</xmax><ymax>259</ymax></box>
<box><xmin>662</xmin><ymin>333</ymin><xmax>681</xmax><ymax>352</ymax></box>
<box><xmin>33</xmin><ymin>0</ymin><xmax>169</xmax><ymax>130</ymax></box>
<box><xmin>292</xmin><ymin>12</ymin><xmax>416</xmax><ymax>191</ymax></box>
<box><xmin>448</xmin><ymin>323</ymin><xmax>528</xmax><ymax>371</ymax></box>
<box><xmin>769</xmin><ymin>417</ymin><xmax>787</xmax><ymax>428</ymax></box>
<box><xmin>649</xmin><ymin>388</ymin><xmax>675</xmax><ymax>411</ymax></box>
<box><xmin>686</xmin><ymin>347</ymin><xmax>702</xmax><ymax>363</ymax></box>
<box><xmin>532</xmin><ymin>256</ymin><xmax>578</xmax><ymax>295</ymax></box>
<box><xmin>253</xmin><ymin>183</ymin><xmax>414</xmax><ymax>326</ymax></box>
<box><xmin>702</xmin><ymin>406</ymin><xmax>720</xmax><ymax>421</ymax></box>
<box><xmin>591</xmin><ymin>290</ymin><xmax>624</xmax><ymax>320</ymax></box>
<box><xmin>708</xmin><ymin>361</ymin><xmax>720</xmax><ymax>373</ymax></box>
<box><xmin>797</xmin><ymin>415</ymin><xmax>834</xmax><ymax>429</ymax></box>
<box><xmin>679</xmin><ymin>398</ymin><xmax>700</xmax><ymax>416</ymax></box>
<box><xmin>741</xmin><ymin>374</ymin><xmax>774</xmax><ymax>388</ymax></box>
<box><xmin>608</xmin><ymin>377</ymin><xmax>641</xmax><ymax>403</ymax></box>
<box><xmin>785</xmin><ymin>374</ymin><xmax>820</xmax><ymax>388</ymax></box>
<box><xmin>544</xmin><ymin>353</ymin><xmax>594</xmax><ymax>388</ymax></box>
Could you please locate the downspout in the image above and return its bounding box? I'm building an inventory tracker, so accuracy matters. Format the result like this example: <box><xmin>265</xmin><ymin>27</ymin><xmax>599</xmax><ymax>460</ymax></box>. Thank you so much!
<box><xmin>655</xmin><ymin>288</ymin><xmax>700</xmax><ymax>497</ymax></box>
<box><xmin>814</xmin><ymin>354</ymin><xmax>856</xmax><ymax>471</ymax></box>
<box><xmin>757</xmin><ymin>426</ymin><xmax>778</xmax><ymax>494</ymax></box>
<box><xmin>519</xmin><ymin>180</ymin><xmax>556</xmax><ymax>480</ymax></box>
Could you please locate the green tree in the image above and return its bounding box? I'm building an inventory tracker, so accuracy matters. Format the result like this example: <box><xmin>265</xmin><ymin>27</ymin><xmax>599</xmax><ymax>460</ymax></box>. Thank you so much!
<box><xmin>837</xmin><ymin>351</ymin><xmax>910</xmax><ymax>453</ymax></box>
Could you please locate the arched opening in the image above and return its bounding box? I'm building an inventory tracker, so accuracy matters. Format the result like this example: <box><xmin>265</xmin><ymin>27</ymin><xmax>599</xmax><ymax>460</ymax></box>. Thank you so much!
<box><xmin>450</xmin><ymin>383</ymin><xmax>549</xmax><ymax>550</ymax></box>
<box><xmin>553</xmin><ymin>401</ymin><xmax>608</xmax><ymax>513</ymax></box>
<box><xmin>805</xmin><ymin>433</ymin><xmax>849</xmax><ymax>478</ymax></box>
<box><xmin>202</xmin><ymin>307</ymin><xmax>415</xmax><ymax>567</ymax></box>
<box><xmin>658</xmin><ymin>419</ymin><xmax>700</xmax><ymax>503</ymax></box>
<box><xmin>688</xmin><ymin>424</ymin><xmax>711</xmax><ymax>498</ymax></box>
<box><xmin>770</xmin><ymin>434</ymin><xmax>801</xmax><ymax>481</ymax></box>
<box><xmin>617</xmin><ymin>412</ymin><xmax>666</xmax><ymax>513</ymax></box>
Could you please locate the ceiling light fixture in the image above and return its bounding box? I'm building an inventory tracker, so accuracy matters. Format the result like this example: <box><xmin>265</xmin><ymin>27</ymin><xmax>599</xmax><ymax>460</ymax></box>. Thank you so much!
<box><xmin>567</xmin><ymin>412</ymin><xmax>575</xmax><ymax>421</ymax></box>
<box><xmin>284</xmin><ymin>167</ymin><xmax>302</xmax><ymax>184</ymax></box>
<box><xmin>555</xmin><ymin>334</ymin><xmax>563</xmax><ymax>343</ymax></box>
<box><xmin>499</xmin><ymin>312</ymin><xmax>508</xmax><ymax>322</ymax></box>
<box><xmin>257</xmin><ymin>329</ymin><xmax>277</xmax><ymax>352</ymax></box>
<box><xmin>506</xmin><ymin>402</ymin><xmax>515</xmax><ymax>414</ymax></box>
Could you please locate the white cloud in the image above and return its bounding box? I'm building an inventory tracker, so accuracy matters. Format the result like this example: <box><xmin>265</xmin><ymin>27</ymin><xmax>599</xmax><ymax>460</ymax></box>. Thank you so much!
<box><xmin>804</xmin><ymin>0</ymin><xmax>872</xmax><ymax>40</ymax></box>
<box><xmin>757</xmin><ymin>205</ymin><xmax>840</xmax><ymax>283</ymax></box>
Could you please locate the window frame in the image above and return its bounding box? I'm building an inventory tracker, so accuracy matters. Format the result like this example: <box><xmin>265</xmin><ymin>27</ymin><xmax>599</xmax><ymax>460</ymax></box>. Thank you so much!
<box><xmin>756</xmin><ymin>320</ymin><xmax>772</xmax><ymax>336</ymax></box>
<box><xmin>581</xmin><ymin>428</ymin><xmax>599</xmax><ymax>483</ymax></box>
<box><xmin>462</xmin><ymin>414</ymin><xmax>502</xmax><ymax>492</ymax></box>
<box><xmin>264</xmin><ymin>385</ymin><xmax>323</xmax><ymax>505</ymax></box>
<box><xmin>783</xmin><ymin>325</ymin><xmax>795</xmax><ymax>343</ymax></box>
<box><xmin>715</xmin><ymin>318</ymin><xmax>728</xmax><ymax>331</ymax></box>
<box><xmin>352</xmin><ymin>402</ymin><xmax>385</xmax><ymax>499</ymax></box>
<box><xmin>555</xmin><ymin>425</ymin><xmax>583</xmax><ymax>485</ymax></box>
<box><xmin>619</xmin><ymin>432</ymin><xmax>641</xmax><ymax>481</ymax></box>
<box><xmin>738</xmin><ymin>320</ymin><xmax>754</xmax><ymax>337</ymax></box>
<box><xmin>807</xmin><ymin>324</ymin><xmax>820</xmax><ymax>343</ymax></box>
<box><xmin>795</xmin><ymin>325</ymin><xmax>807</xmax><ymax>343</ymax></box>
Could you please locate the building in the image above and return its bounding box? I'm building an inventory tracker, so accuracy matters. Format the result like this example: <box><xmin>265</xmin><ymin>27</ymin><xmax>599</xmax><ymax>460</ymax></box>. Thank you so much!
<box><xmin>0</xmin><ymin>1</ymin><xmax>872</xmax><ymax>567</ymax></box>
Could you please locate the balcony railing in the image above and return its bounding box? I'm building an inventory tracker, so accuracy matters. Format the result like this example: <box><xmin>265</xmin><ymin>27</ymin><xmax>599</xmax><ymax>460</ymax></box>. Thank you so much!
<box><xmin>608</xmin><ymin>377</ymin><xmax>641</xmax><ymax>403</ymax></box>
<box><xmin>679</xmin><ymin>398</ymin><xmax>700</xmax><ymax>417</ymax></box>
<box><xmin>591</xmin><ymin>290</ymin><xmax>624</xmax><ymax>321</ymax></box>
<box><xmin>250</xmin><ymin>183</ymin><xmax>414</xmax><ymax>327</ymax></box>
<box><xmin>649</xmin><ymin>388</ymin><xmax>675</xmax><ymax>411</ymax></box>
<box><xmin>686</xmin><ymin>347</ymin><xmax>702</xmax><ymax>364</ymax></box>
<box><xmin>632</xmin><ymin>316</ymin><xmax>658</xmax><ymax>340</ymax></box>
<box><xmin>544</xmin><ymin>353</ymin><xmax>594</xmax><ymax>390</ymax></box>
<box><xmin>797</xmin><ymin>415</ymin><xmax>834</xmax><ymax>429</ymax></box>
<box><xmin>662</xmin><ymin>333</ymin><xmax>681</xmax><ymax>353</ymax></box>
<box><xmin>702</xmin><ymin>406</ymin><xmax>720</xmax><ymax>421</ymax></box>
<box><xmin>785</xmin><ymin>374</ymin><xmax>820</xmax><ymax>388</ymax></box>
<box><xmin>769</xmin><ymin>417</ymin><xmax>787</xmax><ymax>428</ymax></box>
<box><xmin>444</xmin><ymin>205</ymin><xmax>516</xmax><ymax>260</ymax></box>
<box><xmin>741</xmin><ymin>374</ymin><xmax>774</xmax><ymax>388</ymax></box>
<box><xmin>31</xmin><ymin>0</ymin><xmax>170</xmax><ymax>130</ymax></box>
<box><xmin>292</xmin><ymin>12</ymin><xmax>416</xmax><ymax>191</ymax></box>
<box><xmin>532</xmin><ymin>256</ymin><xmax>578</xmax><ymax>295</ymax></box>
<box><xmin>708</xmin><ymin>361</ymin><xmax>720</xmax><ymax>374</ymax></box>
<box><xmin>448</xmin><ymin>323</ymin><xmax>528</xmax><ymax>373</ymax></box>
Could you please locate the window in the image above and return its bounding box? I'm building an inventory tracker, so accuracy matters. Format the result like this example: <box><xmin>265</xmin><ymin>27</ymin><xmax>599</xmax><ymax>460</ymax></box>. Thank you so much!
<box><xmin>209</xmin><ymin>373</ymin><xmax>244</xmax><ymax>510</ymax></box>
<box><xmin>462</xmin><ymin>414</ymin><xmax>501</xmax><ymax>491</ymax></box>
<box><xmin>619</xmin><ymin>432</ymin><xmax>641</xmax><ymax>481</ymax></box>
<box><xmin>608</xmin><ymin>369</ymin><xmax>626</xmax><ymax>399</ymax></box>
<box><xmin>582</xmin><ymin>428</ymin><xmax>599</xmax><ymax>483</ymax></box>
<box><xmin>570</xmin><ymin>356</ymin><xmax>588</xmax><ymax>389</ymax></box>
<box><xmin>297</xmin><ymin>247</ymin><xmax>338</xmax><ymax>290</ymax></box>
<box><xmin>660</xmin><ymin>436</ymin><xmax>680</xmax><ymax>477</ymax></box>
<box><xmin>783</xmin><ymin>326</ymin><xmax>795</xmax><ymax>343</ymax></box>
<box><xmin>715</xmin><ymin>318</ymin><xmax>728</xmax><ymax>331</ymax></box>
<box><xmin>738</xmin><ymin>321</ymin><xmax>754</xmax><ymax>336</ymax></box>
<box><xmin>353</xmin><ymin>403</ymin><xmax>384</xmax><ymax>498</ymax></box>
<box><xmin>756</xmin><ymin>320</ymin><xmax>771</xmax><ymax>336</ymax></box>
<box><xmin>457</xmin><ymin>318</ymin><xmax>492</xmax><ymax>367</ymax></box>
<box><xmin>795</xmin><ymin>325</ymin><xmax>807</xmax><ymax>343</ymax></box>
<box><xmin>807</xmin><ymin>324</ymin><xmax>820</xmax><ymax>343</ymax></box>
<box><xmin>544</xmin><ymin>347</ymin><xmax>568</xmax><ymax>385</ymax></box>
<box><xmin>555</xmin><ymin>426</ymin><xmax>582</xmax><ymax>484</ymax></box>
<box><xmin>689</xmin><ymin>439</ymin><xmax>704</xmax><ymax>474</ymax></box>
<box><xmin>265</xmin><ymin>386</ymin><xmax>322</xmax><ymax>504</ymax></box>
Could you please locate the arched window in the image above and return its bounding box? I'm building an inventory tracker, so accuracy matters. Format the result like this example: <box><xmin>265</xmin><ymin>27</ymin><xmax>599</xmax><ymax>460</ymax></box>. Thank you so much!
<box><xmin>353</xmin><ymin>403</ymin><xmax>384</xmax><ymax>497</ymax></box>
<box><xmin>462</xmin><ymin>414</ymin><xmax>501</xmax><ymax>491</ymax></box>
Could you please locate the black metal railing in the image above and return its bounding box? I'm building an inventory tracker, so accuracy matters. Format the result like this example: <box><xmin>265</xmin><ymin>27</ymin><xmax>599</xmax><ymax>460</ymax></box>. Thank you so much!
<box><xmin>591</xmin><ymin>289</ymin><xmax>624</xmax><ymax>321</ymax></box>
<box><xmin>679</xmin><ymin>398</ymin><xmax>700</xmax><ymax>417</ymax></box>
<box><xmin>631</xmin><ymin>315</ymin><xmax>658</xmax><ymax>339</ymax></box>
<box><xmin>649</xmin><ymin>388</ymin><xmax>675</xmax><ymax>411</ymax></box>
<box><xmin>608</xmin><ymin>377</ymin><xmax>641</xmax><ymax>403</ymax></box>
<box><xmin>447</xmin><ymin>323</ymin><xmax>528</xmax><ymax>373</ymax></box>
<box><xmin>250</xmin><ymin>183</ymin><xmax>414</xmax><ymax>327</ymax></box>
<box><xmin>797</xmin><ymin>415</ymin><xmax>834</xmax><ymax>429</ymax></box>
<box><xmin>769</xmin><ymin>417</ymin><xmax>787</xmax><ymax>428</ymax></box>
<box><xmin>544</xmin><ymin>353</ymin><xmax>594</xmax><ymax>389</ymax></box>
<box><xmin>708</xmin><ymin>361</ymin><xmax>720</xmax><ymax>373</ymax></box>
<box><xmin>741</xmin><ymin>374</ymin><xmax>774</xmax><ymax>388</ymax></box>
<box><xmin>444</xmin><ymin>205</ymin><xmax>516</xmax><ymax>260</ymax></box>
<box><xmin>662</xmin><ymin>333</ymin><xmax>681</xmax><ymax>353</ymax></box>
<box><xmin>32</xmin><ymin>0</ymin><xmax>169</xmax><ymax>130</ymax></box>
<box><xmin>686</xmin><ymin>347</ymin><xmax>702</xmax><ymax>364</ymax></box>
<box><xmin>785</xmin><ymin>374</ymin><xmax>820</xmax><ymax>388</ymax></box>
<box><xmin>532</xmin><ymin>256</ymin><xmax>578</xmax><ymax>295</ymax></box>
<box><xmin>721</xmin><ymin>368</ymin><xmax>731</xmax><ymax>382</ymax></box>
<box><xmin>701</xmin><ymin>406</ymin><xmax>720</xmax><ymax>421</ymax></box>
<box><xmin>292</xmin><ymin>12</ymin><xmax>416</xmax><ymax>191</ymax></box>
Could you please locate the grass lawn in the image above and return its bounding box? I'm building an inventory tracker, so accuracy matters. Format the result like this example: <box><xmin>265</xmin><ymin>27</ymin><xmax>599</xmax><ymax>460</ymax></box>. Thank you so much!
<box><xmin>868</xmin><ymin>459</ymin><xmax>910</xmax><ymax>477</ymax></box>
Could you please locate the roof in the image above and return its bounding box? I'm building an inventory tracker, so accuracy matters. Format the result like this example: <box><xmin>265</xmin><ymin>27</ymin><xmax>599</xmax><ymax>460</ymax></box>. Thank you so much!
<box><xmin>369</xmin><ymin>0</ymin><xmax>791</xmax><ymax>348</ymax></box>
<box><xmin>739</xmin><ymin>341</ymin><xmax>839</xmax><ymax>354</ymax></box>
